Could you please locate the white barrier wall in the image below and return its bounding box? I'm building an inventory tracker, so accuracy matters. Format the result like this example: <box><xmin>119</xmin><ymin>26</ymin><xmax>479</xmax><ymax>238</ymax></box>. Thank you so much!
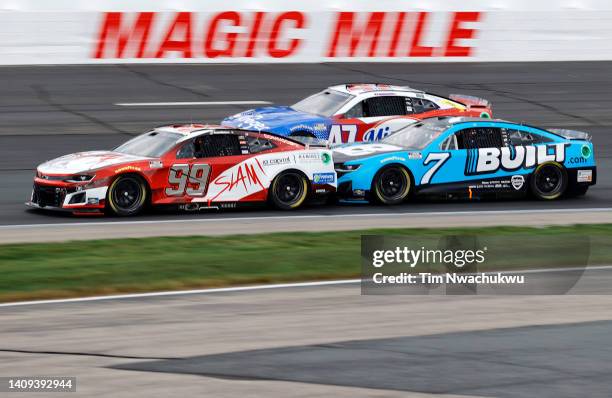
<box><xmin>1</xmin><ymin>1</ymin><xmax>612</xmax><ymax>64</ymax></box>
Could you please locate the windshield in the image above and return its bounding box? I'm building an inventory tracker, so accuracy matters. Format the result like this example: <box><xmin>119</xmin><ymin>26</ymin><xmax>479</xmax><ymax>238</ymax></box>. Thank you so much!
<box><xmin>382</xmin><ymin>122</ymin><xmax>447</xmax><ymax>149</ymax></box>
<box><xmin>114</xmin><ymin>131</ymin><xmax>182</xmax><ymax>157</ymax></box>
<box><xmin>292</xmin><ymin>90</ymin><xmax>353</xmax><ymax>117</ymax></box>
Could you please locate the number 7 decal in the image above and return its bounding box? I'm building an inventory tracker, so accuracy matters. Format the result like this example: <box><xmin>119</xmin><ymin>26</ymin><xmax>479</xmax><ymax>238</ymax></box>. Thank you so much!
<box><xmin>420</xmin><ymin>153</ymin><xmax>451</xmax><ymax>185</ymax></box>
<box><xmin>165</xmin><ymin>164</ymin><xmax>211</xmax><ymax>196</ymax></box>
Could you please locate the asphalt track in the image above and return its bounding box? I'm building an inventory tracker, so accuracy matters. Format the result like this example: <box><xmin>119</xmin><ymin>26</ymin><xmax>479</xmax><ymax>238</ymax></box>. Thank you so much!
<box><xmin>2</xmin><ymin>270</ymin><xmax>612</xmax><ymax>397</ymax></box>
<box><xmin>1</xmin><ymin>62</ymin><xmax>612</xmax><ymax>229</ymax></box>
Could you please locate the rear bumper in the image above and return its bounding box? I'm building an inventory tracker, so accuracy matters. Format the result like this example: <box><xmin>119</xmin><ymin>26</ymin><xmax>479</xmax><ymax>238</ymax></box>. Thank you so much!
<box><xmin>567</xmin><ymin>166</ymin><xmax>597</xmax><ymax>187</ymax></box>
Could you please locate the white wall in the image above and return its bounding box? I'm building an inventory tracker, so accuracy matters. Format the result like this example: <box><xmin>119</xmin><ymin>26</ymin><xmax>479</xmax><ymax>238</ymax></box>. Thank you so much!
<box><xmin>1</xmin><ymin>1</ymin><xmax>611</xmax><ymax>64</ymax></box>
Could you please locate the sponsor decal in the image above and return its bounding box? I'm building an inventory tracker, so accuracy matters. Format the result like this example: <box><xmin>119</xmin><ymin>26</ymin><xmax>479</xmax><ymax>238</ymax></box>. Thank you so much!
<box><xmin>577</xmin><ymin>170</ymin><xmax>593</xmax><ymax>183</ymax></box>
<box><xmin>296</xmin><ymin>152</ymin><xmax>320</xmax><ymax>163</ymax></box>
<box><xmin>408</xmin><ymin>152</ymin><xmax>422</xmax><ymax>160</ymax></box>
<box><xmin>262</xmin><ymin>156</ymin><xmax>291</xmax><ymax>166</ymax></box>
<box><xmin>207</xmin><ymin>160</ymin><xmax>267</xmax><ymax>202</ymax></box>
<box><xmin>313</xmin><ymin>172</ymin><xmax>335</xmax><ymax>184</ymax></box>
<box><xmin>290</xmin><ymin>124</ymin><xmax>314</xmax><ymax>132</ymax></box>
<box><xmin>115</xmin><ymin>165</ymin><xmax>142</xmax><ymax>174</ymax></box>
<box><xmin>364</xmin><ymin>126</ymin><xmax>392</xmax><ymax>142</ymax></box>
<box><xmin>321</xmin><ymin>152</ymin><xmax>332</xmax><ymax>164</ymax></box>
<box><xmin>315</xmin><ymin>188</ymin><xmax>328</xmax><ymax>194</ymax></box>
<box><xmin>469</xmin><ymin>179</ymin><xmax>513</xmax><ymax>190</ymax></box>
<box><xmin>380</xmin><ymin>156</ymin><xmax>406</xmax><ymax>163</ymax></box>
<box><xmin>465</xmin><ymin>144</ymin><xmax>569</xmax><ymax>175</ymax></box>
<box><xmin>149</xmin><ymin>160</ymin><xmax>163</xmax><ymax>169</ymax></box>
<box><xmin>582</xmin><ymin>145</ymin><xmax>592</xmax><ymax>159</ymax></box>
<box><xmin>511</xmin><ymin>175</ymin><xmax>525</xmax><ymax>190</ymax></box>
<box><xmin>313</xmin><ymin>123</ymin><xmax>327</xmax><ymax>132</ymax></box>
<box><xmin>229</xmin><ymin>113</ymin><xmax>269</xmax><ymax>131</ymax></box>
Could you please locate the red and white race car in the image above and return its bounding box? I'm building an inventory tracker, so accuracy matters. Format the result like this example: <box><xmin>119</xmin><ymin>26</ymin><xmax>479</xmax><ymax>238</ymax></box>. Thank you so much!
<box><xmin>27</xmin><ymin>124</ymin><xmax>336</xmax><ymax>216</ymax></box>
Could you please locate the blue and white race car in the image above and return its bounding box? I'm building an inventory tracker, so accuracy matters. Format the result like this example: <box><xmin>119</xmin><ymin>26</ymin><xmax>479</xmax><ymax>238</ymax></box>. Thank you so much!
<box><xmin>333</xmin><ymin>117</ymin><xmax>596</xmax><ymax>204</ymax></box>
<box><xmin>222</xmin><ymin>84</ymin><xmax>492</xmax><ymax>144</ymax></box>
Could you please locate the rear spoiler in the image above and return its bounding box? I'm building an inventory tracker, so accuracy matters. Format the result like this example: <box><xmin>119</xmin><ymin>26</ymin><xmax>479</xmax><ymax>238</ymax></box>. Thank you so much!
<box><xmin>449</xmin><ymin>94</ymin><xmax>491</xmax><ymax>110</ymax></box>
<box><xmin>548</xmin><ymin>128</ymin><xmax>591</xmax><ymax>141</ymax></box>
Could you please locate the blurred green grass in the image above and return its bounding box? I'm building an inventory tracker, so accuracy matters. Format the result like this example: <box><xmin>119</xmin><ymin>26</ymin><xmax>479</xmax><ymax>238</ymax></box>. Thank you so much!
<box><xmin>1</xmin><ymin>224</ymin><xmax>612</xmax><ymax>302</ymax></box>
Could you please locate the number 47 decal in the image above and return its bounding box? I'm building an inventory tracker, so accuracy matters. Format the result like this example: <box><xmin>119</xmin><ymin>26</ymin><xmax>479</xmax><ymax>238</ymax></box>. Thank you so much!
<box><xmin>420</xmin><ymin>153</ymin><xmax>450</xmax><ymax>185</ymax></box>
<box><xmin>165</xmin><ymin>164</ymin><xmax>211</xmax><ymax>196</ymax></box>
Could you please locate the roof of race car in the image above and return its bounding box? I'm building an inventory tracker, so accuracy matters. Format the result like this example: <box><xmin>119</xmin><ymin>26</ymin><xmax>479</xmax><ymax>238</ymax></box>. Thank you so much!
<box><xmin>422</xmin><ymin>116</ymin><xmax>511</xmax><ymax>128</ymax></box>
<box><xmin>152</xmin><ymin>123</ymin><xmax>307</xmax><ymax>146</ymax></box>
<box><xmin>328</xmin><ymin>83</ymin><xmax>424</xmax><ymax>95</ymax></box>
<box><xmin>153</xmin><ymin>123</ymin><xmax>223</xmax><ymax>135</ymax></box>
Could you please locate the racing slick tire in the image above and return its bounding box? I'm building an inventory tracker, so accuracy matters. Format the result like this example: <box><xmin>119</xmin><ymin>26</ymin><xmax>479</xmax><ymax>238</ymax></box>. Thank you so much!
<box><xmin>371</xmin><ymin>166</ymin><xmax>412</xmax><ymax>205</ymax></box>
<box><xmin>270</xmin><ymin>171</ymin><xmax>309</xmax><ymax>210</ymax></box>
<box><xmin>106</xmin><ymin>174</ymin><xmax>148</xmax><ymax>216</ymax></box>
<box><xmin>530</xmin><ymin>162</ymin><xmax>567</xmax><ymax>200</ymax></box>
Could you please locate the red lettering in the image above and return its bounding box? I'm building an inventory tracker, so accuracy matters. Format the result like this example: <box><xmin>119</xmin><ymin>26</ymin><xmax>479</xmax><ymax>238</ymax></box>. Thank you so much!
<box><xmin>94</xmin><ymin>12</ymin><xmax>154</xmax><ymax>58</ymax></box>
<box><xmin>445</xmin><ymin>12</ymin><xmax>481</xmax><ymax>56</ymax></box>
<box><xmin>268</xmin><ymin>11</ymin><xmax>306</xmax><ymax>58</ymax></box>
<box><xmin>410</xmin><ymin>12</ymin><xmax>435</xmax><ymax>57</ymax></box>
<box><xmin>245</xmin><ymin>12</ymin><xmax>265</xmax><ymax>58</ymax></box>
<box><xmin>327</xmin><ymin>12</ymin><xmax>386</xmax><ymax>57</ymax></box>
<box><xmin>205</xmin><ymin>12</ymin><xmax>241</xmax><ymax>58</ymax></box>
<box><xmin>245</xmin><ymin>163</ymin><xmax>265</xmax><ymax>189</ymax></box>
<box><xmin>154</xmin><ymin>12</ymin><xmax>193</xmax><ymax>58</ymax></box>
<box><xmin>387</xmin><ymin>12</ymin><xmax>405</xmax><ymax>57</ymax></box>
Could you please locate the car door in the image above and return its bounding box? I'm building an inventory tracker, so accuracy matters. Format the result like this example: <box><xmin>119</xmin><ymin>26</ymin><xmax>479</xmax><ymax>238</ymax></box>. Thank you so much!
<box><xmin>167</xmin><ymin>132</ymin><xmax>250</xmax><ymax>202</ymax></box>
<box><xmin>418</xmin><ymin>126</ymin><xmax>507</xmax><ymax>195</ymax></box>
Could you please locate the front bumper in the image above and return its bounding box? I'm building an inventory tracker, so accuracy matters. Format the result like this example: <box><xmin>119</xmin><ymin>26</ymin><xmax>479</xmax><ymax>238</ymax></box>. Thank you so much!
<box><xmin>27</xmin><ymin>182</ymin><xmax>108</xmax><ymax>214</ymax></box>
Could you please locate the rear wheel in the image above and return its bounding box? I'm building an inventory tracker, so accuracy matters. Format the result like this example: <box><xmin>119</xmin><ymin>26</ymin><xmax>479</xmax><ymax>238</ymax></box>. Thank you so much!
<box><xmin>371</xmin><ymin>166</ymin><xmax>412</xmax><ymax>205</ymax></box>
<box><xmin>107</xmin><ymin>175</ymin><xmax>148</xmax><ymax>216</ymax></box>
<box><xmin>270</xmin><ymin>172</ymin><xmax>309</xmax><ymax>210</ymax></box>
<box><xmin>530</xmin><ymin>162</ymin><xmax>567</xmax><ymax>200</ymax></box>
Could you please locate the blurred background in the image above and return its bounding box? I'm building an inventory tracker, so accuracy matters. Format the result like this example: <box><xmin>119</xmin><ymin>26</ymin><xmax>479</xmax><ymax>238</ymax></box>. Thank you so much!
<box><xmin>2</xmin><ymin>1</ymin><xmax>612</xmax><ymax>397</ymax></box>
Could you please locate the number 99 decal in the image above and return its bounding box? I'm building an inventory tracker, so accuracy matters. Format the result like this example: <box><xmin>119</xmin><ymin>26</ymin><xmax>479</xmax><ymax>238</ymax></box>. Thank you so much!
<box><xmin>165</xmin><ymin>164</ymin><xmax>211</xmax><ymax>196</ymax></box>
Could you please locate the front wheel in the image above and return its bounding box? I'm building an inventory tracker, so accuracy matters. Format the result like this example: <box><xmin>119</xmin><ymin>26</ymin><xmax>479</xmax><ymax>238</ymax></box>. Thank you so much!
<box><xmin>106</xmin><ymin>175</ymin><xmax>148</xmax><ymax>216</ymax></box>
<box><xmin>371</xmin><ymin>166</ymin><xmax>412</xmax><ymax>205</ymax></box>
<box><xmin>530</xmin><ymin>162</ymin><xmax>567</xmax><ymax>200</ymax></box>
<box><xmin>269</xmin><ymin>172</ymin><xmax>309</xmax><ymax>210</ymax></box>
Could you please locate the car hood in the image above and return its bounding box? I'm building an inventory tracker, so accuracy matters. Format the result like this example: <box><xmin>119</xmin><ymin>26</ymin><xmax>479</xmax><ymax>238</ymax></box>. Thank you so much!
<box><xmin>332</xmin><ymin>143</ymin><xmax>406</xmax><ymax>163</ymax></box>
<box><xmin>37</xmin><ymin>151</ymin><xmax>151</xmax><ymax>175</ymax></box>
<box><xmin>222</xmin><ymin>106</ymin><xmax>329</xmax><ymax>131</ymax></box>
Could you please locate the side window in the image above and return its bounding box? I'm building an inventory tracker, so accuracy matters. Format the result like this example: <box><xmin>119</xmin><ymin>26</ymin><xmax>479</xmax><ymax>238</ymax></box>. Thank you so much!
<box><xmin>456</xmin><ymin>128</ymin><xmax>504</xmax><ymax>150</ymax></box>
<box><xmin>246</xmin><ymin>135</ymin><xmax>277</xmax><ymax>153</ymax></box>
<box><xmin>507</xmin><ymin>129</ymin><xmax>552</xmax><ymax>146</ymax></box>
<box><xmin>176</xmin><ymin>142</ymin><xmax>195</xmax><ymax>159</ymax></box>
<box><xmin>440</xmin><ymin>135</ymin><xmax>458</xmax><ymax>150</ymax></box>
<box><xmin>195</xmin><ymin>134</ymin><xmax>243</xmax><ymax>158</ymax></box>
<box><xmin>363</xmin><ymin>96</ymin><xmax>409</xmax><ymax>117</ymax></box>
<box><xmin>411</xmin><ymin>98</ymin><xmax>439</xmax><ymax>114</ymax></box>
<box><xmin>344</xmin><ymin>102</ymin><xmax>364</xmax><ymax>119</ymax></box>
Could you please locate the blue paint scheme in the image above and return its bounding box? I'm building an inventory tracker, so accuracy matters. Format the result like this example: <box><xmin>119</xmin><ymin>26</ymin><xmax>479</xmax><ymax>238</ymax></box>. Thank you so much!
<box><xmin>222</xmin><ymin>106</ymin><xmax>332</xmax><ymax>139</ymax></box>
<box><xmin>335</xmin><ymin>120</ymin><xmax>596</xmax><ymax>200</ymax></box>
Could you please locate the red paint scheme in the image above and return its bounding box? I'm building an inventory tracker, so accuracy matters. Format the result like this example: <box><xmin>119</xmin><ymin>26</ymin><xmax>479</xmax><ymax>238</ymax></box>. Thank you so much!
<box><xmin>30</xmin><ymin>126</ymin><xmax>332</xmax><ymax>215</ymax></box>
<box><xmin>330</xmin><ymin>106</ymin><xmax>493</xmax><ymax>144</ymax></box>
